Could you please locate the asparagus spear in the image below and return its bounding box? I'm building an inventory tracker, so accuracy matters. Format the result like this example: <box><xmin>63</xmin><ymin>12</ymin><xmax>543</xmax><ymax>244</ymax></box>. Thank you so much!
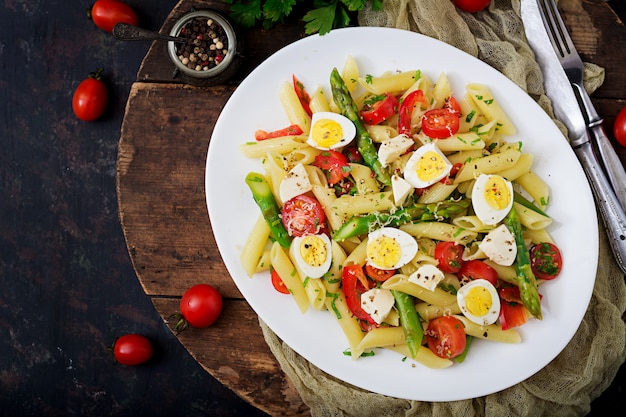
<box><xmin>332</xmin><ymin>199</ymin><xmax>470</xmax><ymax>241</ymax></box>
<box><xmin>245</xmin><ymin>172</ymin><xmax>292</xmax><ymax>248</ymax></box>
<box><xmin>392</xmin><ymin>290</ymin><xmax>423</xmax><ymax>358</ymax></box>
<box><xmin>330</xmin><ymin>68</ymin><xmax>391</xmax><ymax>186</ymax></box>
<box><xmin>505</xmin><ymin>205</ymin><xmax>542</xmax><ymax>319</ymax></box>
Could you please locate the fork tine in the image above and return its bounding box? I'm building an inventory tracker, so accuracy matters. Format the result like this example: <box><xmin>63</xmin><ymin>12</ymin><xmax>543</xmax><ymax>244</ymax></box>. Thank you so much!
<box><xmin>537</xmin><ymin>0</ymin><xmax>578</xmax><ymax>59</ymax></box>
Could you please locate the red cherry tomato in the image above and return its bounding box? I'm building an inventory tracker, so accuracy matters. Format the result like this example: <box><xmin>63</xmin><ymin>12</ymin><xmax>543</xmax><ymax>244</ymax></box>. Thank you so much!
<box><xmin>452</xmin><ymin>0</ymin><xmax>491</xmax><ymax>13</ymax></box>
<box><xmin>314</xmin><ymin>150</ymin><xmax>351</xmax><ymax>185</ymax></box>
<box><xmin>425</xmin><ymin>316</ymin><xmax>467</xmax><ymax>359</ymax></box>
<box><xmin>88</xmin><ymin>0</ymin><xmax>139</xmax><ymax>33</ymax></box>
<box><xmin>458</xmin><ymin>259</ymin><xmax>498</xmax><ymax>286</ymax></box>
<box><xmin>360</xmin><ymin>93</ymin><xmax>399</xmax><ymax>125</ymax></box>
<box><xmin>72</xmin><ymin>68</ymin><xmax>107</xmax><ymax>121</ymax></box>
<box><xmin>434</xmin><ymin>241</ymin><xmax>465</xmax><ymax>273</ymax></box>
<box><xmin>364</xmin><ymin>264</ymin><xmax>396</xmax><ymax>282</ymax></box>
<box><xmin>270</xmin><ymin>268</ymin><xmax>291</xmax><ymax>294</ymax></box>
<box><xmin>613</xmin><ymin>105</ymin><xmax>626</xmax><ymax>147</ymax></box>
<box><xmin>530</xmin><ymin>242</ymin><xmax>563</xmax><ymax>280</ymax></box>
<box><xmin>281</xmin><ymin>194</ymin><xmax>326</xmax><ymax>237</ymax></box>
<box><xmin>421</xmin><ymin>108</ymin><xmax>460</xmax><ymax>139</ymax></box>
<box><xmin>179</xmin><ymin>284</ymin><xmax>223</xmax><ymax>328</ymax></box>
<box><xmin>343</xmin><ymin>145</ymin><xmax>363</xmax><ymax>163</ymax></box>
<box><xmin>112</xmin><ymin>334</ymin><xmax>153</xmax><ymax>366</ymax></box>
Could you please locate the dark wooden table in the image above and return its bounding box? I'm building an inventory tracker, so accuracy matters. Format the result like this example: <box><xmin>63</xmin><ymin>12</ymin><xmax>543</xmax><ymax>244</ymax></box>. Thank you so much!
<box><xmin>0</xmin><ymin>0</ymin><xmax>623</xmax><ymax>416</ymax></box>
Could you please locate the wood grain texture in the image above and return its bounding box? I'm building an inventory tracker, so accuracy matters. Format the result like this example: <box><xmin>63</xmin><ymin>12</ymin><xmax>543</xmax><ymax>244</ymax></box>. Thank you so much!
<box><xmin>152</xmin><ymin>298</ymin><xmax>309</xmax><ymax>416</ymax></box>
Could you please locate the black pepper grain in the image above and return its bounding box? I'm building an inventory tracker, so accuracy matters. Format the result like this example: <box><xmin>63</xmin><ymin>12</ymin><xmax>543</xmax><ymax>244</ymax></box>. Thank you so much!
<box><xmin>175</xmin><ymin>17</ymin><xmax>229</xmax><ymax>72</ymax></box>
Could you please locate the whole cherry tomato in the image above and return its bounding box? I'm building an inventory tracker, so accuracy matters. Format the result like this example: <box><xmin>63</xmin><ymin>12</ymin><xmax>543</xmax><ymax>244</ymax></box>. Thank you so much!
<box><xmin>452</xmin><ymin>0</ymin><xmax>491</xmax><ymax>13</ymax></box>
<box><xmin>88</xmin><ymin>0</ymin><xmax>139</xmax><ymax>33</ymax></box>
<box><xmin>72</xmin><ymin>68</ymin><xmax>107</xmax><ymax>121</ymax></box>
<box><xmin>613</xmin><ymin>105</ymin><xmax>626</xmax><ymax>147</ymax></box>
<box><xmin>178</xmin><ymin>284</ymin><xmax>223</xmax><ymax>330</ymax></box>
<box><xmin>112</xmin><ymin>334</ymin><xmax>153</xmax><ymax>366</ymax></box>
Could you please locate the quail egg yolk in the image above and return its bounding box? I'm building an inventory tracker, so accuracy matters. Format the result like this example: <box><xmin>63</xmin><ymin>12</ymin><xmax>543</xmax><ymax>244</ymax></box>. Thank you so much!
<box><xmin>483</xmin><ymin>175</ymin><xmax>512</xmax><ymax>211</ymax></box>
<box><xmin>367</xmin><ymin>235</ymin><xmax>402</xmax><ymax>270</ymax></box>
<box><xmin>464</xmin><ymin>285</ymin><xmax>493</xmax><ymax>317</ymax></box>
<box><xmin>311</xmin><ymin>119</ymin><xmax>344</xmax><ymax>149</ymax></box>
<box><xmin>299</xmin><ymin>235</ymin><xmax>328</xmax><ymax>268</ymax></box>
<box><xmin>416</xmin><ymin>150</ymin><xmax>448</xmax><ymax>183</ymax></box>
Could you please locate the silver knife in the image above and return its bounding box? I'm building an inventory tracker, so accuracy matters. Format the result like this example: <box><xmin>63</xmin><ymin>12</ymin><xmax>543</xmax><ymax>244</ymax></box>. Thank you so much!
<box><xmin>521</xmin><ymin>0</ymin><xmax>626</xmax><ymax>274</ymax></box>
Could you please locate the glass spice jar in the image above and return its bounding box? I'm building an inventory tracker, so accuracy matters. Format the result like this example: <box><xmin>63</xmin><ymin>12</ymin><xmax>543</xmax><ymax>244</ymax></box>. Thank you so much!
<box><xmin>167</xmin><ymin>10</ymin><xmax>239</xmax><ymax>84</ymax></box>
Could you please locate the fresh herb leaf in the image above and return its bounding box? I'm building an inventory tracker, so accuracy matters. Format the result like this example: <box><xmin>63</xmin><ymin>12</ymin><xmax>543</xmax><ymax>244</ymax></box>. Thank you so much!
<box><xmin>229</xmin><ymin>0</ymin><xmax>263</xmax><ymax>28</ymax></box>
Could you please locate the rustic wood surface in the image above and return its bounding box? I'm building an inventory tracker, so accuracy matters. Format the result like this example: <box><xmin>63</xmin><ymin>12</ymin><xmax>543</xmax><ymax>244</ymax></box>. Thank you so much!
<box><xmin>116</xmin><ymin>0</ymin><xmax>626</xmax><ymax>416</ymax></box>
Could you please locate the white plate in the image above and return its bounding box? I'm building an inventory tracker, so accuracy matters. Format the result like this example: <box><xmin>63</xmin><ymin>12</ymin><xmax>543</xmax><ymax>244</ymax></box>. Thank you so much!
<box><xmin>206</xmin><ymin>27</ymin><xmax>598</xmax><ymax>401</ymax></box>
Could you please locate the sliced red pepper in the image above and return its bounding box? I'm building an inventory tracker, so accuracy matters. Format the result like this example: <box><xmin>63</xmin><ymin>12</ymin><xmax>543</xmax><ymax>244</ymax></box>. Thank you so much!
<box><xmin>397</xmin><ymin>89</ymin><xmax>427</xmax><ymax>135</ymax></box>
<box><xmin>313</xmin><ymin>150</ymin><xmax>351</xmax><ymax>185</ymax></box>
<box><xmin>342</xmin><ymin>264</ymin><xmax>378</xmax><ymax>326</ymax></box>
<box><xmin>293</xmin><ymin>74</ymin><xmax>312</xmax><ymax>117</ymax></box>
<box><xmin>255</xmin><ymin>124</ymin><xmax>303</xmax><ymax>141</ymax></box>
<box><xmin>360</xmin><ymin>93</ymin><xmax>399</xmax><ymax>125</ymax></box>
<box><xmin>498</xmin><ymin>286</ymin><xmax>531</xmax><ymax>330</ymax></box>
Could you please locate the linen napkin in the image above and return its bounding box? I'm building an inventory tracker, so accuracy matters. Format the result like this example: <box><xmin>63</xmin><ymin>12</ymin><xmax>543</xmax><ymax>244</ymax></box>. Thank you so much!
<box><xmin>260</xmin><ymin>1</ymin><xmax>626</xmax><ymax>415</ymax></box>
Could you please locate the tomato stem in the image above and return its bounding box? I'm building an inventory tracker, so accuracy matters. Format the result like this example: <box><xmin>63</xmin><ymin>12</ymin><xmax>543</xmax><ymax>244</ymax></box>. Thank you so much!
<box><xmin>89</xmin><ymin>67</ymin><xmax>105</xmax><ymax>81</ymax></box>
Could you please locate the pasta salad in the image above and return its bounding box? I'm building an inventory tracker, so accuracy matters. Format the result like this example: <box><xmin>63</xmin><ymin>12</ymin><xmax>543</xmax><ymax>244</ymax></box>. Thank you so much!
<box><xmin>238</xmin><ymin>56</ymin><xmax>563</xmax><ymax>368</ymax></box>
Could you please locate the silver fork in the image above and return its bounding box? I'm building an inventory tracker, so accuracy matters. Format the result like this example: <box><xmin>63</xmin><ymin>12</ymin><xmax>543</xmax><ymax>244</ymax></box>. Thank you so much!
<box><xmin>537</xmin><ymin>0</ymin><xmax>626</xmax><ymax>211</ymax></box>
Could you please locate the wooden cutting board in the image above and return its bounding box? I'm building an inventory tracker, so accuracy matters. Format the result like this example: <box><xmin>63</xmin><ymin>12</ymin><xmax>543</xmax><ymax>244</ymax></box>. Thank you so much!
<box><xmin>116</xmin><ymin>1</ymin><xmax>626</xmax><ymax>416</ymax></box>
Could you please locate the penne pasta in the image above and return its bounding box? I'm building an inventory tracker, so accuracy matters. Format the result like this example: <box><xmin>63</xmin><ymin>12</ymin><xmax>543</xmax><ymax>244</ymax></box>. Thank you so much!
<box><xmin>240</xmin><ymin>214</ymin><xmax>270</xmax><ymax>277</ymax></box>
<box><xmin>269</xmin><ymin>242</ymin><xmax>310</xmax><ymax>313</ymax></box>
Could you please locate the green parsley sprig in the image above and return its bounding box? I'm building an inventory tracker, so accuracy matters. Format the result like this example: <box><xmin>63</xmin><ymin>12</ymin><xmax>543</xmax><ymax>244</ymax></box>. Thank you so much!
<box><xmin>221</xmin><ymin>0</ymin><xmax>384</xmax><ymax>35</ymax></box>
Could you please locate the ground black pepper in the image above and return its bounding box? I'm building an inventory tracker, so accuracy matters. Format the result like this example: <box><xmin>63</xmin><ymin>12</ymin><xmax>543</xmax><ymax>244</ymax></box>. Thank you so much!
<box><xmin>175</xmin><ymin>16</ymin><xmax>229</xmax><ymax>72</ymax></box>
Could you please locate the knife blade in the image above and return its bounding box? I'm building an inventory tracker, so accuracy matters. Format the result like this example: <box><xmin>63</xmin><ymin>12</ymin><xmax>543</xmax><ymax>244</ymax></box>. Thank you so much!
<box><xmin>521</xmin><ymin>0</ymin><xmax>626</xmax><ymax>273</ymax></box>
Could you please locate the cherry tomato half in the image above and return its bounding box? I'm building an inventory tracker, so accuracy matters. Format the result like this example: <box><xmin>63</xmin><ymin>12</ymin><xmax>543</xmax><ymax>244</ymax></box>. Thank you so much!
<box><xmin>613</xmin><ymin>105</ymin><xmax>626</xmax><ymax>147</ymax></box>
<box><xmin>452</xmin><ymin>0</ymin><xmax>491</xmax><ymax>13</ymax></box>
<box><xmin>434</xmin><ymin>241</ymin><xmax>465</xmax><ymax>273</ymax></box>
<box><xmin>364</xmin><ymin>263</ymin><xmax>396</xmax><ymax>282</ymax></box>
<box><xmin>421</xmin><ymin>108</ymin><xmax>460</xmax><ymax>139</ymax></box>
<box><xmin>180</xmin><ymin>284</ymin><xmax>223</xmax><ymax>328</ymax></box>
<box><xmin>281</xmin><ymin>194</ymin><xmax>326</xmax><ymax>237</ymax></box>
<box><xmin>530</xmin><ymin>242</ymin><xmax>563</xmax><ymax>280</ymax></box>
<box><xmin>72</xmin><ymin>68</ymin><xmax>107</xmax><ymax>121</ymax></box>
<box><xmin>270</xmin><ymin>268</ymin><xmax>291</xmax><ymax>294</ymax></box>
<box><xmin>425</xmin><ymin>316</ymin><xmax>467</xmax><ymax>359</ymax></box>
<box><xmin>112</xmin><ymin>334</ymin><xmax>153</xmax><ymax>366</ymax></box>
<box><xmin>314</xmin><ymin>150</ymin><xmax>351</xmax><ymax>185</ymax></box>
<box><xmin>458</xmin><ymin>259</ymin><xmax>498</xmax><ymax>286</ymax></box>
<box><xmin>88</xmin><ymin>0</ymin><xmax>139</xmax><ymax>33</ymax></box>
<box><xmin>360</xmin><ymin>93</ymin><xmax>399</xmax><ymax>125</ymax></box>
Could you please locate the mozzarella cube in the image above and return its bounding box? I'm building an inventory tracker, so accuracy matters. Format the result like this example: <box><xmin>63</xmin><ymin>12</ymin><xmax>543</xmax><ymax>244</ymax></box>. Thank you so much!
<box><xmin>360</xmin><ymin>288</ymin><xmax>395</xmax><ymax>324</ymax></box>
<box><xmin>279</xmin><ymin>163</ymin><xmax>312</xmax><ymax>203</ymax></box>
<box><xmin>391</xmin><ymin>174</ymin><xmax>414</xmax><ymax>206</ymax></box>
<box><xmin>408</xmin><ymin>264</ymin><xmax>445</xmax><ymax>291</ymax></box>
<box><xmin>478</xmin><ymin>224</ymin><xmax>517</xmax><ymax>266</ymax></box>
<box><xmin>378</xmin><ymin>134</ymin><xmax>414</xmax><ymax>168</ymax></box>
